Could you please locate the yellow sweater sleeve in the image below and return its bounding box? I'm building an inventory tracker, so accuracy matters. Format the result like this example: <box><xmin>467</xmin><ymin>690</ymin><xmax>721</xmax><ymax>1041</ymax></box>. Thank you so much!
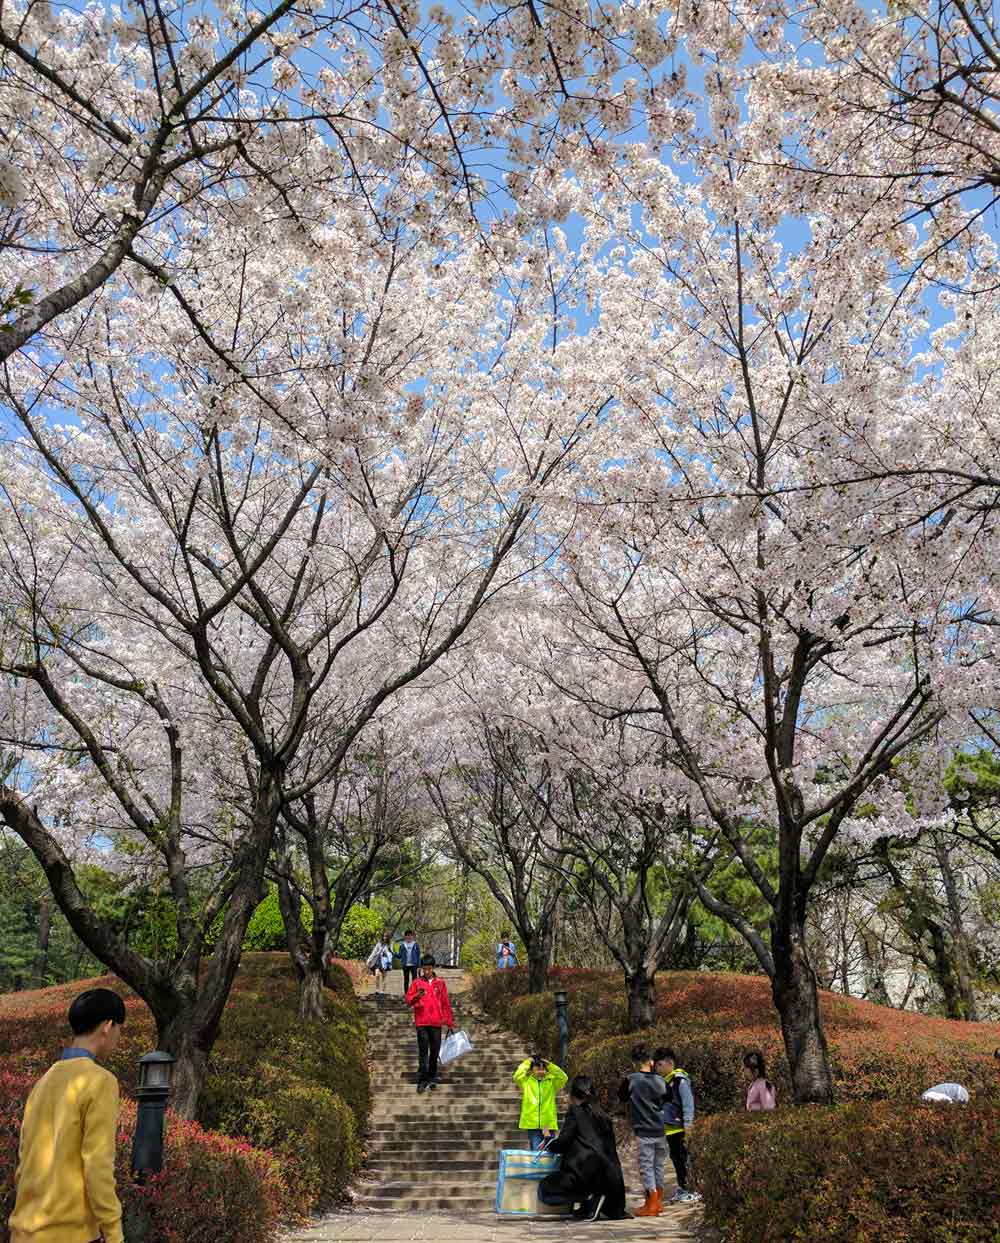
<box><xmin>81</xmin><ymin>1074</ymin><xmax>124</xmax><ymax>1243</ymax></box>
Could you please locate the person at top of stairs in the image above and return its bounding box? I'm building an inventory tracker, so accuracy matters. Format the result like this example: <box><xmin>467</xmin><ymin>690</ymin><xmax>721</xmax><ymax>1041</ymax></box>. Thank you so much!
<box><xmin>513</xmin><ymin>1055</ymin><xmax>568</xmax><ymax>1151</ymax></box>
<box><xmin>397</xmin><ymin>929</ymin><xmax>422</xmax><ymax>993</ymax></box>
<box><xmin>405</xmin><ymin>954</ymin><xmax>455</xmax><ymax>1093</ymax></box>
<box><xmin>367</xmin><ymin>932</ymin><xmax>395</xmax><ymax>999</ymax></box>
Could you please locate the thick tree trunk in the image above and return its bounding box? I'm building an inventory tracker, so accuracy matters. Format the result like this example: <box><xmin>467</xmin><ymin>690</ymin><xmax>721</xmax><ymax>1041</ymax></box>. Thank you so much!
<box><xmin>771</xmin><ymin>921</ymin><xmax>834</xmax><ymax>1103</ymax></box>
<box><xmin>935</xmin><ymin>841</ymin><xmax>979</xmax><ymax>1021</ymax></box>
<box><xmin>2</xmin><ymin>777</ymin><xmax>280</xmax><ymax>1120</ymax></box>
<box><xmin>625</xmin><ymin>969</ymin><xmax>656</xmax><ymax>1030</ymax></box>
<box><xmin>927</xmin><ymin>919</ymin><xmax>967</xmax><ymax>1020</ymax></box>
<box><xmin>861</xmin><ymin>931</ymin><xmax>891</xmax><ymax>1007</ymax></box>
<box><xmin>521</xmin><ymin>929</ymin><xmax>554</xmax><ymax>994</ymax></box>
<box><xmin>298</xmin><ymin>965</ymin><xmax>326</xmax><ymax>1022</ymax></box>
<box><xmin>158</xmin><ymin>1012</ymin><xmax>210</xmax><ymax>1121</ymax></box>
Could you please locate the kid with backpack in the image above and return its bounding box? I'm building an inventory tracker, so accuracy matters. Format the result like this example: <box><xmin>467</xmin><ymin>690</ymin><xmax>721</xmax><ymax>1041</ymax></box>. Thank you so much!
<box><xmin>513</xmin><ymin>1054</ymin><xmax>568</xmax><ymax>1150</ymax></box>
<box><xmin>653</xmin><ymin>1046</ymin><xmax>701</xmax><ymax>1205</ymax></box>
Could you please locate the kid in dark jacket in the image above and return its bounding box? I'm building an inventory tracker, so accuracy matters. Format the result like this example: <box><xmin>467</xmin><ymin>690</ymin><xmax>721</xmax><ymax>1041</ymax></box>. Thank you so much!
<box><xmin>618</xmin><ymin>1044</ymin><xmax>668</xmax><ymax>1217</ymax></box>
<box><xmin>405</xmin><ymin>954</ymin><xmax>455</xmax><ymax>1092</ymax></box>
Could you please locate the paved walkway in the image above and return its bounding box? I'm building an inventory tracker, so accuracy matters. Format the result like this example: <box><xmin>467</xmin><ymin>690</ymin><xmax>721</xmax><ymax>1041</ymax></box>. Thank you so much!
<box><xmin>283</xmin><ymin>970</ymin><xmax>708</xmax><ymax>1242</ymax></box>
<box><xmin>290</xmin><ymin>1209</ymin><xmax>705</xmax><ymax>1240</ymax></box>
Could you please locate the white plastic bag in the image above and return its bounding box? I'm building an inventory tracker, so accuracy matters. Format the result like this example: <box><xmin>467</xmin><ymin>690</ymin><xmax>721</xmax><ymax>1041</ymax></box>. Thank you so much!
<box><xmin>439</xmin><ymin>1028</ymin><xmax>474</xmax><ymax>1065</ymax></box>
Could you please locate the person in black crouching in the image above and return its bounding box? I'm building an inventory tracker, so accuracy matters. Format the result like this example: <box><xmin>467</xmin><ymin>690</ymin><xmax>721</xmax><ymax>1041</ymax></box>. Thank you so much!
<box><xmin>537</xmin><ymin>1075</ymin><xmax>628</xmax><ymax>1222</ymax></box>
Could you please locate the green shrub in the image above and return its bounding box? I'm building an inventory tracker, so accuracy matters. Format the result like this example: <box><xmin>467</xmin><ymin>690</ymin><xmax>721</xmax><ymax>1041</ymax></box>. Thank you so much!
<box><xmin>0</xmin><ymin>954</ymin><xmax>369</xmax><ymax>1240</ymax></box>
<box><xmin>199</xmin><ymin>1072</ymin><xmax>355</xmax><ymax>1210</ymax></box>
<box><xmin>334</xmin><ymin>904</ymin><xmax>382</xmax><ymax>960</ymax></box>
<box><xmin>1</xmin><ymin>1089</ymin><xmax>290</xmax><ymax>1243</ymax></box>
<box><xmin>692</xmin><ymin>1102</ymin><xmax>1000</xmax><ymax>1243</ymax></box>
<box><xmin>198</xmin><ymin>955</ymin><xmax>369</xmax><ymax>1203</ymax></box>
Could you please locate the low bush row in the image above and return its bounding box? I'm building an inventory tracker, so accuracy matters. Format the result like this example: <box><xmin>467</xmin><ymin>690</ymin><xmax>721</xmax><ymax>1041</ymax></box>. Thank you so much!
<box><xmin>0</xmin><ymin>953</ymin><xmax>369</xmax><ymax>1242</ymax></box>
<box><xmin>692</xmin><ymin>1102</ymin><xmax>1000</xmax><ymax>1243</ymax></box>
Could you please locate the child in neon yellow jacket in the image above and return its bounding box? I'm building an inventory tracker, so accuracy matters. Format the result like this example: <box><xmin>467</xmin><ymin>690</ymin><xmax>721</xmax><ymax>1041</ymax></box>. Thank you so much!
<box><xmin>513</xmin><ymin>1055</ymin><xmax>568</xmax><ymax>1150</ymax></box>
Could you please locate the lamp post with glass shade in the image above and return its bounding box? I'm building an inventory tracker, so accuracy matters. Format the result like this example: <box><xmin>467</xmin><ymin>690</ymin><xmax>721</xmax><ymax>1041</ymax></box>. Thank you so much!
<box><xmin>131</xmin><ymin>1051</ymin><xmax>175</xmax><ymax>1175</ymax></box>
<box><xmin>125</xmin><ymin>1051</ymin><xmax>175</xmax><ymax>1241</ymax></box>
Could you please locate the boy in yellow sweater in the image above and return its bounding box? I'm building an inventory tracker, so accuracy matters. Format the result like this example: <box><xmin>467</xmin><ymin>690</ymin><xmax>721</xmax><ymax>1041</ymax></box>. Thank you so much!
<box><xmin>9</xmin><ymin>987</ymin><xmax>126</xmax><ymax>1243</ymax></box>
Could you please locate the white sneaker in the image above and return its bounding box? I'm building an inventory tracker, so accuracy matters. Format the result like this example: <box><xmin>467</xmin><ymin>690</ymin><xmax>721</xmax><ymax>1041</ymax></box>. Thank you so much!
<box><xmin>674</xmin><ymin>1190</ymin><xmax>701</xmax><ymax>1203</ymax></box>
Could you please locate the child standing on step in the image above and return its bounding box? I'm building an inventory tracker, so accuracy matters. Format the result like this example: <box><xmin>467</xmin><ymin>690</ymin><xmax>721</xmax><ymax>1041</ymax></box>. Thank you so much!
<box><xmin>513</xmin><ymin>1055</ymin><xmax>568</xmax><ymax>1150</ymax></box>
<box><xmin>653</xmin><ymin>1046</ymin><xmax>701</xmax><ymax>1205</ymax></box>
<box><xmin>405</xmin><ymin>954</ymin><xmax>454</xmax><ymax>1093</ymax></box>
<box><xmin>618</xmin><ymin>1044</ymin><xmax>668</xmax><ymax>1218</ymax></box>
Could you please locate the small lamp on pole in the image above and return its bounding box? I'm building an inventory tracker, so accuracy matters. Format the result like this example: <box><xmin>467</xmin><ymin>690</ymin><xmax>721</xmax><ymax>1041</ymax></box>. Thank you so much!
<box><xmin>131</xmin><ymin>1051</ymin><xmax>175</xmax><ymax>1177</ymax></box>
<box><xmin>554</xmin><ymin>990</ymin><xmax>569</xmax><ymax>1069</ymax></box>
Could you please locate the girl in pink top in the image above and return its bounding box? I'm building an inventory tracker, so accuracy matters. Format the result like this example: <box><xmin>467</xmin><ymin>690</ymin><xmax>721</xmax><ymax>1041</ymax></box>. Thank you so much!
<box><xmin>743</xmin><ymin>1051</ymin><xmax>776</xmax><ymax>1111</ymax></box>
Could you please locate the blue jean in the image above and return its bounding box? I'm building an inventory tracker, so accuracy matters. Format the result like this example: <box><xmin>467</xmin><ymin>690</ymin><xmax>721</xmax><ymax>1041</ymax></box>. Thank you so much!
<box><xmin>526</xmin><ymin>1129</ymin><xmax>546</xmax><ymax>1150</ymax></box>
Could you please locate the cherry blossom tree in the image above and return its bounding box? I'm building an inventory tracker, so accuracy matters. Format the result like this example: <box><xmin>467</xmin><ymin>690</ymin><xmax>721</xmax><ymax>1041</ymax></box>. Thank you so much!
<box><xmin>512</xmin><ymin>139</ymin><xmax>987</xmax><ymax>1099</ymax></box>
<box><xmin>273</xmin><ymin>727</ymin><xmax>422</xmax><ymax>1019</ymax></box>
<box><xmin>0</xmin><ymin>0</ymin><xmax>699</xmax><ymax>365</ymax></box>
<box><xmin>424</xmin><ymin>715</ymin><xmax>573</xmax><ymax>993</ymax></box>
<box><xmin>0</xmin><ymin>203</ymin><xmax>616</xmax><ymax>1108</ymax></box>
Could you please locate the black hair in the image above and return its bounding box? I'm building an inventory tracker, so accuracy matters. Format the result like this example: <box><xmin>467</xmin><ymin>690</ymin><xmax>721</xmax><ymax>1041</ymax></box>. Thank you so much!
<box><xmin>404</xmin><ymin>929</ymin><xmax>414</xmax><ymax>936</ymax></box>
<box><xmin>570</xmin><ymin>1074</ymin><xmax>612</xmax><ymax>1128</ymax></box>
<box><xmin>743</xmin><ymin>1049</ymin><xmax>773</xmax><ymax>1089</ymax></box>
<box><xmin>653</xmin><ymin>1046</ymin><xmax>677</xmax><ymax>1065</ymax></box>
<box><xmin>994</xmin><ymin>1048</ymin><xmax>1000</xmax><ymax>1060</ymax></box>
<box><xmin>420</xmin><ymin>953</ymin><xmax>436</xmax><ymax>967</ymax></box>
<box><xmin>381</xmin><ymin>931</ymin><xmax>392</xmax><ymax>942</ymax></box>
<box><xmin>69</xmin><ymin>988</ymin><xmax>126</xmax><ymax>1036</ymax></box>
<box><xmin>630</xmin><ymin>1043</ymin><xmax>652</xmax><ymax>1064</ymax></box>
<box><xmin>530</xmin><ymin>1054</ymin><xmax>547</xmax><ymax>1069</ymax></box>
<box><xmin>500</xmin><ymin>932</ymin><xmax>510</xmax><ymax>940</ymax></box>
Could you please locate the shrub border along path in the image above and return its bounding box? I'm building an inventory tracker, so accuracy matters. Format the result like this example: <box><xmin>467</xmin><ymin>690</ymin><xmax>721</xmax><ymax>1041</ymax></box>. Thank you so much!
<box><xmin>1</xmin><ymin>953</ymin><xmax>369</xmax><ymax>1243</ymax></box>
<box><xmin>282</xmin><ymin>970</ymin><xmax>712</xmax><ymax>1242</ymax></box>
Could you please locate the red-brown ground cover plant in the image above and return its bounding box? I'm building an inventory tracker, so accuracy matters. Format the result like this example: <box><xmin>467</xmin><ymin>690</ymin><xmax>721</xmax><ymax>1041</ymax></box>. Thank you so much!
<box><xmin>472</xmin><ymin>967</ymin><xmax>1000</xmax><ymax>1112</ymax></box>
<box><xmin>0</xmin><ymin>954</ymin><xmax>369</xmax><ymax>1242</ymax></box>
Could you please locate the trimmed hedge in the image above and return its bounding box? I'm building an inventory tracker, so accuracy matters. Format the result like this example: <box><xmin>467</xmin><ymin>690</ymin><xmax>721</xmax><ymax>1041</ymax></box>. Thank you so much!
<box><xmin>471</xmin><ymin>967</ymin><xmax>1000</xmax><ymax>1115</ymax></box>
<box><xmin>198</xmin><ymin>955</ymin><xmax>369</xmax><ymax>1209</ymax></box>
<box><xmin>692</xmin><ymin>1102</ymin><xmax>1000</xmax><ymax>1242</ymax></box>
<box><xmin>0</xmin><ymin>953</ymin><xmax>369</xmax><ymax>1241</ymax></box>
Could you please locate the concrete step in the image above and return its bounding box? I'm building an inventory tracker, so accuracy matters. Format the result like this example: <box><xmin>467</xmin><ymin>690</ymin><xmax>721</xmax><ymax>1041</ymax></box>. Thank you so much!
<box><xmin>367</xmin><ymin>1123</ymin><xmax>523</xmax><ymax>1139</ymax></box>
<box><xmin>365</xmin><ymin>1148</ymin><xmax>504</xmax><ymax>1168</ymax></box>
<box><xmin>367</xmin><ymin>1103</ymin><xmax>521</xmax><ymax>1113</ymax></box>
<box><xmin>361</xmin><ymin>1179</ymin><xmax>497</xmax><ymax>1197</ymax></box>
<box><xmin>365</xmin><ymin>1138</ymin><xmax>519</xmax><ymax>1155</ymax></box>
<box><xmin>354</xmin><ymin>1196</ymin><xmax>495</xmax><ymax>1212</ymax></box>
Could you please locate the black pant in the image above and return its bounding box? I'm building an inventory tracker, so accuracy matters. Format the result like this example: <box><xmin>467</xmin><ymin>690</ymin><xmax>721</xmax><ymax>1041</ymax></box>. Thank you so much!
<box><xmin>667</xmin><ymin>1130</ymin><xmax>688</xmax><ymax>1190</ymax></box>
<box><xmin>417</xmin><ymin>1025</ymin><xmax>442</xmax><ymax>1084</ymax></box>
<box><xmin>403</xmin><ymin>965</ymin><xmax>418</xmax><ymax>992</ymax></box>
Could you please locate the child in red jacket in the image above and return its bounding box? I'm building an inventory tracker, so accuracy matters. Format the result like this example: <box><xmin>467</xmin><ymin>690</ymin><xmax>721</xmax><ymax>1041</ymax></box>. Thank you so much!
<box><xmin>405</xmin><ymin>954</ymin><xmax>455</xmax><ymax>1092</ymax></box>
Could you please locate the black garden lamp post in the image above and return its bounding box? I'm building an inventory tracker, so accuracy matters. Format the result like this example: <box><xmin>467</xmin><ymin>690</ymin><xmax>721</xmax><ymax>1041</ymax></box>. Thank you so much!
<box><xmin>554</xmin><ymin>990</ymin><xmax>569</xmax><ymax>1070</ymax></box>
<box><xmin>131</xmin><ymin>1051</ymin><xmax>175</xmax><ymax>1176</ymax></box>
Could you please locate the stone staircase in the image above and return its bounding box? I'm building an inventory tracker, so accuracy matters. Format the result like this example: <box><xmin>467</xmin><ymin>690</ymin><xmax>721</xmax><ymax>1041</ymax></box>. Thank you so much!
<box><xmin>357</xmin><ymin>969</ymin><xmax>532</xmax><ymax>1213</ymax></box>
